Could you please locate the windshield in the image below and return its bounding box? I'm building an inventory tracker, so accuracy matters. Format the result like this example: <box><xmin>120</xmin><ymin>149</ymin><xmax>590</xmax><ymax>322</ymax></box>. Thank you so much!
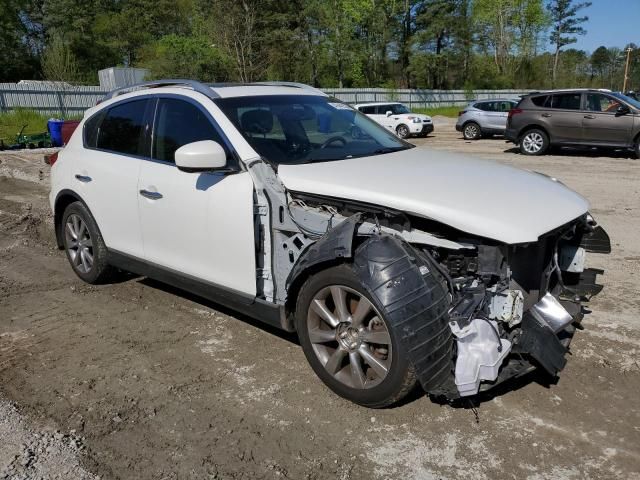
<box><xmin>215</xmin><ymin>95</ymin><xmax>412</xmax><ymax>164</ymax></box>
<box><xmin>611</xmin><ymin>92</ymin><xmax>640</xmax><ymax>110</ymax></box>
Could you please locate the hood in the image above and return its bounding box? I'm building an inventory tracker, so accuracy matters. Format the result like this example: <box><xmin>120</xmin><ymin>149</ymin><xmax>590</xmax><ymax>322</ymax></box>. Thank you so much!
<box><xmin>278</xmin><ymin>147</ymin><xmax>589</xmax><ymax>244</ymax></box>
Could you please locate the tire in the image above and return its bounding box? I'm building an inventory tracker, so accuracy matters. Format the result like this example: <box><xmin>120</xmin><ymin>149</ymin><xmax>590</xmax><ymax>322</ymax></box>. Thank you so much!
<box><xmin>463</xmin><ymin>122</ymin><xmax>482</xmax><ymax>140</ymax></box>
<box><xmin>61</xmin><ymin>201</ymin><xmax>114</xmax><ymax>284</ymax></box>
<box><xmin>520</xmin><ymin>128</ymin><xmax>549</xmax><ymax>155</ymax></box>
<box><xmin>634</xmin><ymin>139</ymin><xmax>640</xmax><ymax>159</ymax></box>
<box><xmin>396</xmin><ymin>124</ymin><xmax>410</xmax><ymax>139</ymax></box>
<box><xmin>296</xmin><ymin>264</ymin><xmax>417</xmax><ymax>408</ymax></box>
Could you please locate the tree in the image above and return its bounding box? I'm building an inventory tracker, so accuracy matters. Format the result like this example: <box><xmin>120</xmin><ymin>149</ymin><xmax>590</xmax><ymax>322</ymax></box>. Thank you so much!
<box><xmin>0</xmin><ymin>0</ymin><xmax>40</xmax><ymax>81</ymax></box>
<box><xmin>548</xmin><ymin>0</ymin><xmax>591</xmax><ymax>86</ymax></box>
<box><xmin>41</xmin><ymin>34</ymin><xmax>80</xmax><ymax>83</ymax></box>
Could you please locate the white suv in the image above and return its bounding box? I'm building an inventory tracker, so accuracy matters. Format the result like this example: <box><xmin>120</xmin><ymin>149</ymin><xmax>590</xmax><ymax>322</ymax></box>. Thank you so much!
<box><xmin>50</xmin><ymin>80</ymin><xmax>609</xmax><ymax>407</ymax></box>
<box><xmin>354</xmin><ymin>102</ymin><xmax>433</xmax><ymax>138</ymax></box>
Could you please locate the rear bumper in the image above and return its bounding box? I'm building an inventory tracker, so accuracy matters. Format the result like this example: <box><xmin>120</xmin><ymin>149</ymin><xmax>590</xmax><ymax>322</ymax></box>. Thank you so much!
<box><xmin>455</xmin><ymin>123</ymin><xmax>463</xmax><ymax>132</ymax></box>
<box><xmin>505</xmin><ymin>127</ymin><xmax>518</xmax><ymax>143</ymax></box>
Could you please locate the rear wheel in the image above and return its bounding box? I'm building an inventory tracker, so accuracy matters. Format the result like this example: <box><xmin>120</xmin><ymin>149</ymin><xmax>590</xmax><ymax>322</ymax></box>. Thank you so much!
<box><xmin>634</xmin><ymin>139</ymin><xmax>640</xmax><ymax>159</ymax></box>
<box><xmin>296</xmin><ymin>265</ymin><xmax>416</xmax><ymax>408</ymax></box>
<box><xmin>396</xmin><ymin>124</ymin><xmax>410</xmax><ymax>139</ymax></box>
<box><xmin>463</xmin><ymin>122</ymin><xmax>482</xmax><ymax>140</ymax></box>
<box><xmin>520</xmin><ymin>129</ymin><xmax>549</xmax><ymax>155</ymax></box>
<box><xmin>61</xmin><ymin>201</ymin><xmax>114</xmax><ymax>284</ymax></box>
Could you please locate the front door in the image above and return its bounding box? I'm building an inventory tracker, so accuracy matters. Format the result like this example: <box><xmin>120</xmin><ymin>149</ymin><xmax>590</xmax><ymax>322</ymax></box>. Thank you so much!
<box><xmin>137</xmin><ymin>96</ymin><xmax>257</xmax><ymax>296</ymax></box>
<box><xmin>582</xmin><ymin>93</ymin><xmax>635</xmax><ymax>145</ymax></box>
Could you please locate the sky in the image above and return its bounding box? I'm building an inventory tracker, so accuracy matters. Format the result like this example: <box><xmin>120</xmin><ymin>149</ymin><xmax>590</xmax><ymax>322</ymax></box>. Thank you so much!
<box><xmin>571</xmin><ymin>0</ymin><xmax>640</xmax><ymax>53</ymax></box>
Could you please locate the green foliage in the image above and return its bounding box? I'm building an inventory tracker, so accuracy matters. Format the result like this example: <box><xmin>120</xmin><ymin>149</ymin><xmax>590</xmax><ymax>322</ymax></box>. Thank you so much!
<box><xmin>413</xmin><ymin>106</ymin><xmax>462</xmax><ymax>117</ymax></box>
<box><xmin>140</xmin><ymin>35</ymin><xmax>233</xmax><ymax>82</ymax></box>
<box><xmin>0</xmin><ymin>0</ymin><xmax>636</xmax><ymax>92</ymax></box>
<box><xmin>0</xmin><ymin>109</ymin><xmax>50</xmax><ymax>144</ymax></box>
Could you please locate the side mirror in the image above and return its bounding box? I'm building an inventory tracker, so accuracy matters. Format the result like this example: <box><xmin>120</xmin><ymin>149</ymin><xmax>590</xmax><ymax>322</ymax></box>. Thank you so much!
<box><xmin>175</xmin><ymin>140</ymin><xmax>228</xmax><ymax>172</ymax></box>
<box><xmin>386</xmin><ymin>111</ymin><xmax>393</xmax><ymax>117</ymax></box>
<box><xmin>617</xmin><ymin>105</ymin><xmax>630</xmax><ymax>115</ymax></box>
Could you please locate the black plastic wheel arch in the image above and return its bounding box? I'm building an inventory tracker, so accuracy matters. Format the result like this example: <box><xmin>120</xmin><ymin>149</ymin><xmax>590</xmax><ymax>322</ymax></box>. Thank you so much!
<box><xmin>350</xmin><ymin>234</ymin><xmax>456</xmax><ymax>395</ymax></box>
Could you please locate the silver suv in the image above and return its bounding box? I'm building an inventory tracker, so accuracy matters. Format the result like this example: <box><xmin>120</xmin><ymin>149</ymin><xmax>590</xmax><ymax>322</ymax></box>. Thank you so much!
<box><xmin>456</xmin><ymin>99</ymin><xmax>519</xmax><ymax>140</ymax></box>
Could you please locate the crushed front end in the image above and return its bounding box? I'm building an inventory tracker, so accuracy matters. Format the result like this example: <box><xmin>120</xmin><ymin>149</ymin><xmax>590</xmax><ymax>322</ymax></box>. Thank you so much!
<box><xmin>423</xmin><ymin>214</ymin><xmax>611</xmax><ymax>399</ymax></box>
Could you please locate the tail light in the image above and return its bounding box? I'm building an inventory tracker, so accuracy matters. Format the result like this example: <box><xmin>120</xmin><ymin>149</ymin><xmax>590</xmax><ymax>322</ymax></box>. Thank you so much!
<box><xmin>508</xmin><ymin>108</ymin><xmax>523</xmax><ymax>119</ymax></box>
<box><xmin>46</xmin><ymin>152</ymin><xmax>59</xmax><ymax>166</ymax></box>
<box><xmin>458</xmin><ymin>110</ymin><xmax>466</xmax><ymax>116</ymax></box>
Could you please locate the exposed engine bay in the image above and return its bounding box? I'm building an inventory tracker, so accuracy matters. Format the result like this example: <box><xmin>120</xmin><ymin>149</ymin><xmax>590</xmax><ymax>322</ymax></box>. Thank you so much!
<box><xmin>246</xmin><ymin>158</ymin><xmax>611</xmax><ymax>400</ymax></box>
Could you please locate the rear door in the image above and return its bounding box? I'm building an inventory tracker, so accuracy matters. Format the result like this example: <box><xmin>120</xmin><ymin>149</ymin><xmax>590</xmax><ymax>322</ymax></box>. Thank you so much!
<box><xmin>547</xmin><ymin>93</ymin><xmax>583</xmax><ymax>143</ymax></box>
<box><xmin>78</xmin><ymin>98</ymin><xmax>151</xmax><ymax>258</ymax></box>
<box><xmin>582</xmin><ymin>93</ymin><xmax>635</xmax><ymax>146</ymax></box>
<box><xmin>137</xmin><ymin>96</ymin><xmax>256</xmax><ymax>295</ymax></box>
<box><xmin>475</xmin><ymin>102</ymin><xmax>501</xmax><ymax>129</ymax></box>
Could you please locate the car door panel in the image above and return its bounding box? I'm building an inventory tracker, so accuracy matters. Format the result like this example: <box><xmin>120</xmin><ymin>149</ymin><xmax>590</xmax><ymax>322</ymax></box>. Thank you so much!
<box><xmin>137</xmin><ymin>96</ymin><xmax>257</xmax><ymax>296</ymax></box>
<box><xmin>547</xmin><ymin>93</ymin><xmax>583</xmax><ymax>143</ymax></box>
<box><xmin>76</xmin><ymin>99</ymin><xmax>150</xmax><ymax>258</ymax></box>
<box><xmin>138</xmin><ymin>166</ymin><xmax>257</xmax><ymax>295</ymax></box>
<box><xmin>582</xmin><ymin>93</ymin><xmax>635</xmax><ymax>145</ymax></box>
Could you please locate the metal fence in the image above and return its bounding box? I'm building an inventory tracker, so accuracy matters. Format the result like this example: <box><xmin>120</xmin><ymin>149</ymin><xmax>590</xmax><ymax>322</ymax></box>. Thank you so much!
<box><xmin>0</xmin><ymin>83</ymin><xmax>532</xmax><ymax>116</ymax></box>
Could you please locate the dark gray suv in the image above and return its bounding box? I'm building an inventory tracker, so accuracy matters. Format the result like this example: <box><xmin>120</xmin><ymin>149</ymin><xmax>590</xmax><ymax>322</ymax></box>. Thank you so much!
<box><xmin>505</xmin><ymin>89</ymin><xmax>640</xmax><ymax>158</ymax></box>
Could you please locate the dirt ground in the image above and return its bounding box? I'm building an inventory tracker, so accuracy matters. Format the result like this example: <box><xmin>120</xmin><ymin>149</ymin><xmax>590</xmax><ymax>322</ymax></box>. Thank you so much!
<box><xmin>1</xmin><ymin>119</ymin><xmax>639</xmax><ymax>480</ymax></box>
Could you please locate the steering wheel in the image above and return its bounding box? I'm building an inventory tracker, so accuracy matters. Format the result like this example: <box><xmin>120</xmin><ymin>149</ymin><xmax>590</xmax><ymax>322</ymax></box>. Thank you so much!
<box><xmin>320</xmin><ymin>136</ymin><xmax>347</xmax><ymax>149</ymax></box>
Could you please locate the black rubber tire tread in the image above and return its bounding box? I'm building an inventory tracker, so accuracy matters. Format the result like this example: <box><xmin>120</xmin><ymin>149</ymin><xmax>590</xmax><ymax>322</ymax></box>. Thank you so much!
<box><xmin>351</xmin><ymin>235</ymin><xmax>454</xmax><ymax>395</ymax></box>
<box><xmin>634</xmin><ymin>139</ymin><xmax>640</xmax><ymax>159</ymax></box>
<box><xmin>61</xmin><ymin>201</ymin><xmax>115</xmax><ymax>284</ymax></box>
<box><xmin>295</xmin><ymin>264</ymin><xmax>417</xmax><ymax>408</ymax></box>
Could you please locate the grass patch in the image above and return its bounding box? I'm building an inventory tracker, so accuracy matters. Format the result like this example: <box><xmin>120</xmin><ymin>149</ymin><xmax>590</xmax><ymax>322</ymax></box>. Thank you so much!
<box><xmin>413</xmin><ymin>106</ymin><xmax>462</xmax><ymax>118</ymax></box>
<box><xmin>0</xmin><ymin>109</ymin><xmax>52</xmax><ymax>144</ymax></box>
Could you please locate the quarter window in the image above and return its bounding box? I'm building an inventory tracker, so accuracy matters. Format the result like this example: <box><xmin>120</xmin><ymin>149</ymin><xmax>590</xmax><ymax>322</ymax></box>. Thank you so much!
<box><xmin>152</xmin><ymin>98</ymin><xmax>229</xmax><ymax>164</ymax></box>
<box><xmin>96</xmin><ymin>99</ymin><xmax>149</xmax><ymax>156</ymax></box>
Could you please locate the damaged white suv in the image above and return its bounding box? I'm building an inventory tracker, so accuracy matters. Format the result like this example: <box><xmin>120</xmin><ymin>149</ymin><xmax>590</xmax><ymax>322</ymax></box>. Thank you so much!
<box><xmin>50</xmin><ymin>80</ymin><xmax>610</xmax><ymax>407</ymax></box>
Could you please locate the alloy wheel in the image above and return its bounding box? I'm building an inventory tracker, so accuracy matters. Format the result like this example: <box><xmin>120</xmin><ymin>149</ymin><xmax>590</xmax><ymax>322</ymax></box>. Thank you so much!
<box><xmin>396</xmin><ymin>125</ymin><xmax>409</xmax><ymax>138</ymax></box>
<box><xmin>306</xmin><ymin>285</ymin><xmax>392</xmax><ymax>389</ymax></box>
<box><xmin>464</xmin><ymin>124</ymin><xmax>479</xmax><ymax>139</ymax></box>
<box><xmin>522</xmin><ymin>132</ymin><xmax>544</xmax><ymax>154</ymax></box>
<box><xmin>65</xmin><ymin>214</ymin><xmax>94</xmax><ymax>274</ymax></box>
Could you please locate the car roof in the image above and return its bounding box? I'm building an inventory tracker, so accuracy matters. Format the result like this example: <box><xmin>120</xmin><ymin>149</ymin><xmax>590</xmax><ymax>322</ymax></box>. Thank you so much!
<box><xmin>527</xmin><ymin>88</ymin><xmax>612</xmax><ymax>95</ymax></box>
<box><xmin>470</xmin><ymin>98</ymin><xmax>519</xmax><ymax>103</ymax></box>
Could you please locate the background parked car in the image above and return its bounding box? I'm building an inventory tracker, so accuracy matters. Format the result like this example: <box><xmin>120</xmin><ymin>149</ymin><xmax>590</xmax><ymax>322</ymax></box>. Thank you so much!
<box><xmin>354</xmin><ymin>102</ymin><xmax>433</xmax><ymax>138</ymax></box>
<box><xmin>505</xmin><ymin>89</ymin><xmax>640</xmax><ymax>157</ymax></box>
<box><xmin>455</xmin><ymin>99</ymin><xmax>519</xmax><ymax>140</ymax></box>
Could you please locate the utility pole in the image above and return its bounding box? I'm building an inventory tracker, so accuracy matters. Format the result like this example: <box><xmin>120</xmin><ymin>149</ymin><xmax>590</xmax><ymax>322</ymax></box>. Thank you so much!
<box><xmin>623</xmin><ymin>47</ymin><xmax>633</xmax><ymax>92</ymax></box>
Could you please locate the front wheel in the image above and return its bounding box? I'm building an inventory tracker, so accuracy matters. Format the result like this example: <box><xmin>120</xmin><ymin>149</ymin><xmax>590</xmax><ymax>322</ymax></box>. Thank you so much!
<box><xmin>296</xmin><ymin>265</ymin><xmax>416</xmax><ymax>408</ymax></box>
<box><xmin>396</xmin><ymin>124</ymin><xmax>410</xmax><ymax>139</ymax></box>
<box><xmin>520</xmin><ymin>129</ymin><xmax>549</xmax><ymax>155</ymax></box>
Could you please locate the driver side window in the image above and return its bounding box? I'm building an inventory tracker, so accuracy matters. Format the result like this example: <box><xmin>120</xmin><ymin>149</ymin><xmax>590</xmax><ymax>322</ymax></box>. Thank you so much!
<box><xmin>152</xmin><ymin>98</ymin><xmax>230</xmax><ymax>164</ymax></box>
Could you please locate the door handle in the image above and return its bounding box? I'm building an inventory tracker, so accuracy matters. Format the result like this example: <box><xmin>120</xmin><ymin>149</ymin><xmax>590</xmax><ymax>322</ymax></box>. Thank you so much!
<box><xmin>74</xmin><ymin>174</ymin><xmax>92</xmax><ymax>182</ymax></box>
<box><xmin>541</xmin><ymin>113</ymin><xmax>552</xmax><ymax>118</ymax></box>
<box><xmin>583</xmin><ymin>114</ymin><xmax>596</xmax><ymax>119</ymax></box>
<box><xmin>139</xmin><ymin>189</ymin><xmax>163</xmax><ymax>200</ymax></box>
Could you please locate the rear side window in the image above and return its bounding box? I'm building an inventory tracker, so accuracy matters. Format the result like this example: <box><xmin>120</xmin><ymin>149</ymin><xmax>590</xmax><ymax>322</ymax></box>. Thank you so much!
<box><xmin>551</xmin><ymin>93</ymin><xmax>582</xmax><ymax>110</ymax></box>
<box><xmin>152</xmin><ymin>98</ymin><xmax>229</xmax><ymax>164</ymax></box>
<box><xmin>475</xmin><ymin>102</ymin><xmax>495</xmax><ymax>112</ymax></box>
<box><xmin>83</xmin><ymin>111</ymin><xmax>104</xmax><ymax>148</ymax></box>
<box><xmin>531</xmin><ymin>95</ymin><xmax>550</xmax><ymax>107</ymax></box>
<box><xmin>96</xmin><ymin>99</ymin><xmax>149</xmax><ymax>156</ymax></box>
<box><xmin>359</xmin><ymin>106</ymin><xmax>376</xmax><ymax>114</ymax></box>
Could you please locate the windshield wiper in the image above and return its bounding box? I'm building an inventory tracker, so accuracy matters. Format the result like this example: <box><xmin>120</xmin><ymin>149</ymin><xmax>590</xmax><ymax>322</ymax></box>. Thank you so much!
<box><xmin>372</xmin><ymin>146</ymin><xmax>409</xmax><ymax>155</ymax></box>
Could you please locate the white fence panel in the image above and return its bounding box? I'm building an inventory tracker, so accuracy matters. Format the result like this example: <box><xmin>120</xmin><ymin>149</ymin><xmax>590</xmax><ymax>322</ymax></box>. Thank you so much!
<box><xmin>0</xmin><ymin>84</ymin><xmax>533</xmax><ymax>115</ymax></box>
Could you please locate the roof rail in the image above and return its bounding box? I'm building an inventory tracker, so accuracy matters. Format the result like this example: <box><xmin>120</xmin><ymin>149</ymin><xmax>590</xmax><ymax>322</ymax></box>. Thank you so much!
<box><xmin>104</xmin><ymin>79</ymin><xmax>219</xmax><ymax>101</ymax></box>
<box><xmin>251</xmin><ymin>81</ymin><xmax>327</xmax><ymax>96</ymax></box>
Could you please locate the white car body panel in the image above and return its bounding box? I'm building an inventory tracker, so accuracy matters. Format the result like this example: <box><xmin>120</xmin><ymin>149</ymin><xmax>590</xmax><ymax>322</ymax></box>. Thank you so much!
<box><xmin>51</xmin><ymin>135</ymin><xmax>145</xmax><ymax>258</ymax></box>
<box><xmin>278</xmin><ymin>147</ymin><xmax>589</xmax><ymax>244</ymax></box>
<box><xmin>137</xmin><ymin>165</ymin><xmax>256</xmax><ymax>295</ymax></box>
